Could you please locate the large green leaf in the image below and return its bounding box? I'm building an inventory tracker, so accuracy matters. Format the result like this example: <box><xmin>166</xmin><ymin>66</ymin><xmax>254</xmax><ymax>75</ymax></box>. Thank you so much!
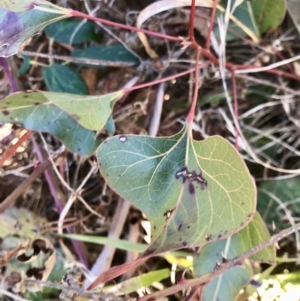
<box><xmin>251</xmin><ymin>0</ymin><xmax>286</xmax><ymax>34</ymax></box>
<box><xmin>0</xmin><ymin>91</ymin><xmax>122</xmax><ymax>155</ymax></box>
<box><xmin>97</xmin><ymin>126</ymin><xmax>256</xmax><ymax>254</ymax></box>
<box><xmin>0</xmin><ymin>5</ymin><xmax>70</xmax><ymax>57</ymax></box>
<box><xmin>194</xmin><ymin>212</ymin><xmax>275</xmax><ymax>301</ymax></box>
<box><xmin>44</xmin><ymin>18</ymin><xmax>97</xmax><ymax>45</ymax></box>
<box><xmin>42</xmin><ymin>64</ymin><xmax>88</xmax><ymax>95</ymax></box>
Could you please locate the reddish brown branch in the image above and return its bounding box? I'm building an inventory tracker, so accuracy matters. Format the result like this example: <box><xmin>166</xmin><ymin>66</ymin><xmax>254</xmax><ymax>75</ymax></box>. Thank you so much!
<box><xmin>205</xmin><ymin>0</ymin><xmax>219</xmax><ymax>50</ymax></box>
<box><xmin>0</xmin><ymin>130</ymin><xmax>32</xmax><ymax>167</ymax></box>
<box><xmin>187</xmin><ymin>49</ymin><xmax>201</xmax><ymax>125</ymax></box>
<box><xmin>189</xmin><ymin>0</ymin><xmax>197</xmax><ymax>44</ymax></box>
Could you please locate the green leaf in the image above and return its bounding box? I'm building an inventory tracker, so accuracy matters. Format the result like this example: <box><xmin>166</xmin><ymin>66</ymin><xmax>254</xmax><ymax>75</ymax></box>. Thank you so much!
<box><xmin>194</xmin><ymin>212</ymin><xmax>275</xmax><ymax>301</ymax></box>
<box><xmin>42</xmin><ymin>64</ymin><xmax>88</xmax><ymax>95</ymax></box>
<box><xmin>18</xmin><ymin>55</ymin><xmax>31</xmax><ymax>75</ymax></box>
<box><xmin>215</xmin><ymin>1</ymin><xmax>259</xmax><ymax>41</ymax></box>
<box><xmin>43</xmin><ymin>91</ymin><xmax>122</xmax><ymax>131</ymax></box>
<box><xmin>44</xmin><ymin>18</ymin><xmax>97</xmax><ymax>45</ymax></box>
<box><xmin>103</xmin><ymin>115</ymin><xmax>115</xmax><ymax>137</ymax></box>
<box><xmin>251</xmin><ymin>0</ymin><xmax>286</xmax><ymax>34</ymax></box>
<box><xmin>0</xmin><ymin>0</ymin><xmax>48</xmax><ymax>12</ymax></box>
<box><xmin>71</xmin><ymin>44</ymin><xmax>139</xmax><ymax>67</ymax></box>
<box><xmin>245</xmin><ymin>212</ymin><xmax>275</xmax><ymax>262</ymax></box>
<box><xmin>97</xmin><ymin>126</ymin><xmax>256</xmax><ymax>255</ymax></box>
<box><xmin>0</xmin><ymin>91</ymin><xmax>124</xmax><ymax>155</ymax></box>
<box><xmin>194</xmin><ymin>241</ymin><xmax>252</xmax><ymax>301</ymax></box>
<box><xmin>0</xmin><ymin>6</ymin><xmax>70</xmax><ymax>57</ymax></box>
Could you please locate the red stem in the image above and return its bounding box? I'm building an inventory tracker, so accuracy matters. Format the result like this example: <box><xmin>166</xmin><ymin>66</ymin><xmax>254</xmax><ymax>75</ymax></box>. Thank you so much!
<box><xmin>123</xmin><ymin>64</ymin><xmax>209</xmax><ymax>94</ymax></box>
<box><xmin>0</xmin><ymin>130</ymin><xmax>32</xmax><ymax>167</ymax></box>
<box><xmin>205</xmin><ymin>0</ymin><xmax>218</xmax><ymax>50</ymax></box>
<box><xmin>189</xmin><ymin>0</ymin><xmax>196</xmax><ymax>44</ymax></box>
<box><xmin>187</xmin><ymin>49</ymin><xmax>201</xmax><ymax>125</ymax></box>
<box><xmin>199</xmin><ymin>47</ymin><xmax>300</xmax><ymax>81</ymax></box>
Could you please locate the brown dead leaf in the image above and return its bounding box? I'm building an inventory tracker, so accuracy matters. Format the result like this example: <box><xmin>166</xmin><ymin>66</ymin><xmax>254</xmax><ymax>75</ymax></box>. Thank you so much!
<box><xmin>25</xmin><ymin>238</ymin><xmax>56</xmax><ymax>291</ymax></box>
<box><xmin>0</xmin><ymin>242</ymin><xmax>29</xmax><ymax>266</ymax></box>
<box><xmin>1</xmin><ymin>237</ymin><xmax>56</xmax><ymax>292</ymax></box>
<box><xmin>81</xmin><ymin>68</ymin><xmax>99</xmax><ymax>95</ymax></box>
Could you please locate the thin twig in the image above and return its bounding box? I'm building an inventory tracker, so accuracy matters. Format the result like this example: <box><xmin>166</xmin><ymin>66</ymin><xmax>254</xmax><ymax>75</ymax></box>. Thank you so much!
<box><xmin>57</xmin><ymin>165</ymin><xmax>97</xmax><ymax>264</ymax></box>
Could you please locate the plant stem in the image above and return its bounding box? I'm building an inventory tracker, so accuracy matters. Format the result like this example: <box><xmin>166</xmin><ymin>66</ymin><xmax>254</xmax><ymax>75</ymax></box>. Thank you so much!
<box><xmin>205</xmin><ymin>0</ymin><xmax>218</xmax><ymax>50</ymax></box>
<box><xmin>189</xmin><ymin>0</ymin><xmax>196</xmax><ymax>44</ymax></box>
<box><xmin>186</xmin><ymin>49</ymin><xmax>201</xmax><ymax>125</ymax></box>
<box><xmin>123</xmin><ymin>65</ymin><xmax>209</xmax><ymax>93</ymax></box>
<box><xmin>0</xmin><ymin>130</ymin><xmax>32</xmax><ymax>167</ymax></box>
